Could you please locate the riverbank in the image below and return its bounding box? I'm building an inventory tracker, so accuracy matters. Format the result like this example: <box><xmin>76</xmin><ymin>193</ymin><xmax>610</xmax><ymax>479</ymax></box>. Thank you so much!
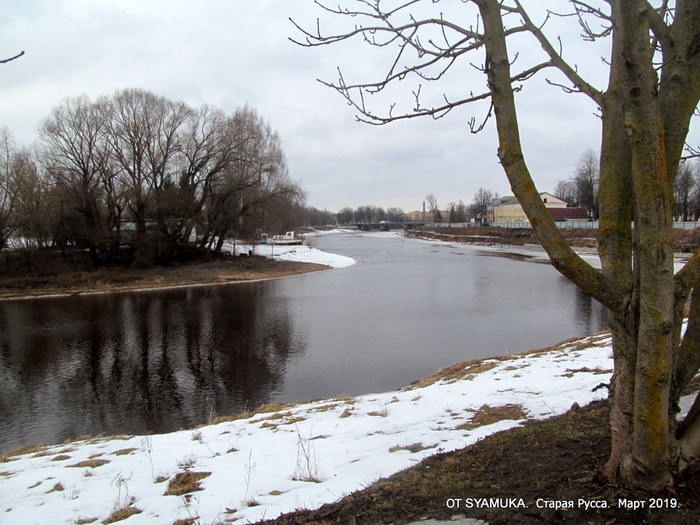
<box><xmin>1</xmin><ymin>328</ymin><xmax>697</xmax><ymax>524</ymax></box>
<box><xmin>0</xmin><ymin>241</ymin><xmax>355</xmax><ymax>300</ymax></box>
<box><xmin>405</xmin><ymin>225</ymin><xmax>700</xmax><ymax>253</ymax></box>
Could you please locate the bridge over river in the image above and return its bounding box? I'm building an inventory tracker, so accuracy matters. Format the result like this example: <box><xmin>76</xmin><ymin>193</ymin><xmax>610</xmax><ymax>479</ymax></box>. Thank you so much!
<box><xmin>354</xmin><ymin>221</ymin><xmax>427</xmax><ymax>231</ymax></box>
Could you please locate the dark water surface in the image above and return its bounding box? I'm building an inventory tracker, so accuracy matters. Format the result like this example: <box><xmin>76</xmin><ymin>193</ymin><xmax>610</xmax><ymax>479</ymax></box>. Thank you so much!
<box><xmin>0</xmin><ymin>232</ymin><xmax>607</xmax><ymax>450</ymax></box>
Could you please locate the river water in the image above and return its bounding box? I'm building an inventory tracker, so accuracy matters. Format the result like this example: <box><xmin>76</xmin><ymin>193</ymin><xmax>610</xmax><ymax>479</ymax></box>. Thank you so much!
<box><xmin>0</xmin><ymin>232</ymin><xmax>607</xmax><ymax>450</ymax></box>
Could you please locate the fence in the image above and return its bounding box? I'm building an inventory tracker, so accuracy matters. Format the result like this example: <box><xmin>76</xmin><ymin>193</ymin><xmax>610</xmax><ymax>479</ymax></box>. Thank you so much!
<box><xmin>357</xmin><ymin>220</ymin><xmax>699</xmax><ymax>230</ymax></box>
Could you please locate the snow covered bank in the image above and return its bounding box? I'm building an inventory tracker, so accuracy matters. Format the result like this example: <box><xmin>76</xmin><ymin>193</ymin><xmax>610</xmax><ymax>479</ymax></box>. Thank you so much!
<box><xmin>0</xmin><ymin>331</ymin><xmax>622</xmax><ymax>525</ymax></box>
<box><xmin>221</xmin><ymin>233</ymin><xmax>356</xmax><ymax>270</ymax></box>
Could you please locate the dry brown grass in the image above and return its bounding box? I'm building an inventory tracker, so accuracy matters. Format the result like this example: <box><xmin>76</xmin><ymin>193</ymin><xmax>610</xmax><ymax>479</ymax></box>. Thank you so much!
<box><xmin>561</xmin><ymin>366</ymin><xmax>613</xmax><ymax>378</ymax></box>
<box><xmin>389</xmin><ymin>443</ymin><xmax>437</xmax><ymax>454</ymax></box>
<box><xmin>102</xmin><ymin>506</ymin><xmax>142</xmax><ymax>524</ymax></box>
<box><xmin>111</xmin><ymin>448</ymin><xmax>137</xmax><ymax>456</ymax></box>
<box><xmin>207</xmin><ymin>402</ymin><xmax>291</xmax><ymax>427</ymax></box>
<box><xmin>408</xmin><ymin>359</ymin><xmax>502</xmax><ymax>389</ymax></box>
<box><xmin>164</xmin><ymin>471</ymin><xmax>211</xmax><ymax>496</ymax></box>
<box><xmin>456</xmin><ymin>404</ymin><xmax>528</xmax><ymax>431</ymax></box>
<box><xmin>0</xmin><ymin>444</ymin><xmax>47</xmax><ymax>462</ymax></box>
<box><xmin>46</xmin><ymin>482</ymin><xmax>64</xmax><ymax>493</ymax></box>
<box><xmin>68</xmin><ymin>459</ymin><xmax>110</xmax><ymax>469</ymax></box>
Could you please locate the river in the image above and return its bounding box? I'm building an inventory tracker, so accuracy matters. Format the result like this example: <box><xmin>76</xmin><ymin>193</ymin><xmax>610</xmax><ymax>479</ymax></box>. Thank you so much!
<box><xmin>0</xmin><ymin>232</ymin><xmax>607</xmax><ymax>451</ymax></box>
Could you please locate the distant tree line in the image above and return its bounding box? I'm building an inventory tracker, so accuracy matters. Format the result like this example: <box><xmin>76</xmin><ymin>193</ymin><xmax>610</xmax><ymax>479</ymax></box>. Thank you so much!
<box><xmin>328</xmin><ymin>191</ymin><xmax>497</xmax><ymax>226</ymax></box>
<box><xmin>555</xmin><ymin>150</ymin><xmax>700</xmax><ymax>222</ymax></box>
<box><xmin>0</xmin><ymin>89</ymin><xmax>307</xmax><ymax>264</ymax></box>
<box><xmin>335</xmin><ymin>205</ymin><xmax>408</xmax><ymax>224</ymax></box>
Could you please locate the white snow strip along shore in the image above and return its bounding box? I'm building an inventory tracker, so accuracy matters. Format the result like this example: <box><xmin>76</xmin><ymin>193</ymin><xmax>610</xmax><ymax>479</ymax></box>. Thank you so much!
<box><xmin>221</xmin><ymin>235</ymin><xmax>356</xmax><ymax>269</ymax></box>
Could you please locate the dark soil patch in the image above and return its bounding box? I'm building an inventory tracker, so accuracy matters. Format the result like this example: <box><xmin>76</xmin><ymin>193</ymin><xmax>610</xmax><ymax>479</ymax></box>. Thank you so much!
<box><xmin>256</xmin><ymin>399</ymin><xmax>700</xmax><ymax>524</ymax></box>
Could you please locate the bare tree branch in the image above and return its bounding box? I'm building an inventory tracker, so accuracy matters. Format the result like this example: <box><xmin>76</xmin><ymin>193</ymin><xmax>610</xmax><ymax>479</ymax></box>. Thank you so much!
<box><xmin>514</xmin><ymin>1</ymin><xmax>604</xmax><ymax>106</ymax></box>
<box><xmin>1</xmin><ymin>51</ymin><xmax>25</xmax><ymax>64</ymax></box>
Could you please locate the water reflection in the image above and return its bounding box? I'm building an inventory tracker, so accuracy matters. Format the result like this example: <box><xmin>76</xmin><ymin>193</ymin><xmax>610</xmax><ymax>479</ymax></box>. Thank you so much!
<box><xmin>0</xmin><ymin>233</ymin><xmax>608</xmax><ymax>451</ymax></box>
<box><xmin>0</xmin><ymin>284</ymin><xmax>306</xmax><ymax>450</ymax></box>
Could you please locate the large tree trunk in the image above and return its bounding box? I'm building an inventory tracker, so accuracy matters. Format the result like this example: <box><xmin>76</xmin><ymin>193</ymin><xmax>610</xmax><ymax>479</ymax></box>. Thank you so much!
<box><xmin>476</xmin><ymin>0</ymin><xmax>699</xmax><ymax>491</ymax></box>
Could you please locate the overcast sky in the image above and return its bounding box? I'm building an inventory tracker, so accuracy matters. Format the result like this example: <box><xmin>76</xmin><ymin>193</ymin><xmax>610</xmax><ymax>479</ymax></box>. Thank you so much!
<box><xmin>1</xmin><ymin>1</ymin><xmax>696</xmax><ymax>212</ymax></box>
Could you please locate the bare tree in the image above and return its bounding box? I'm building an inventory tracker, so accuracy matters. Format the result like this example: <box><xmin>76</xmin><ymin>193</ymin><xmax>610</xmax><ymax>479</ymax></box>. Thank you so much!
<box><xmin>12</xmin><ymin>152</ymin><xmax>55</xmax><ymax>250</ymax></box>
<box><xmin>675</xmin><ymin>161</ymin><xmax>696</xmax><ymax>221</ymax></box>
<box><xmin>0</xmin><ymin>128</ymin><xmax>21</xmax><ymax>249</ymax></box>
<box><xmin>39</xmin><ymin>96</ymin><xmax>116</xmax><ymax>260</ymax></box>
<box><xmin>336</xmin><ymin>206</ymin><xmax>355</xmax><ymax>225</ymax></box>
<box><xmin>386</xmin><ymin>206</ymin><xmax>407</xmax><ymax>222</ymax></box>
<box><xmin>295</xmin><ymin>0</ymin><xmax>700</xmax><ymax>490</ymax></box>
<box><xmin>425</xmin><ymin>193</ymin><xmax>441</xmax><ymax>221</ymax></box>
<box><xmin>574</xmin><ymin>149</ymin><xmax>600</xmax><ymax>219</ymax></box>
<box><xmin>554</xmin><ymin>178</ymin><xmax>577</xmax><ymax>206</ymax></box>
<box><xmin>471</xmin><ymin>188</ymin><xmax>495</xmax><ymax>223</ymax></box>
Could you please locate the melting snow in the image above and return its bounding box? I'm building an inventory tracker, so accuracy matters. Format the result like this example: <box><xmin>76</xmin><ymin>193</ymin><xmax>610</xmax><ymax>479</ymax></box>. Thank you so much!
<box><xmin>0</xmin><ymin>332</ymin><xmax>620</xmax><ymax>524</ymax></box>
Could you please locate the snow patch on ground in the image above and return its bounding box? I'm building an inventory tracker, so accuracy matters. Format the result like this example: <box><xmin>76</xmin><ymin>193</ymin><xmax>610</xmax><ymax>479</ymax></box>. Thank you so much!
<box><xmin>220</xmin><ymin>231</ymin><xmax>356</xmax><ymax>270</ymax></box>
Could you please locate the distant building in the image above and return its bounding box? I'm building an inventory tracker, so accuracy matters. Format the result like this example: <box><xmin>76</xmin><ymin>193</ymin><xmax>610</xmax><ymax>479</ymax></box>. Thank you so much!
<box><xmin>493</xmin><ymin>193</ymin><xmax>587</xmax><ymax>223</ymax></box>
<box><xmin>547</xmin><ymin>207</ymin><xmax>590</xmax><ymax>221</ymax></box>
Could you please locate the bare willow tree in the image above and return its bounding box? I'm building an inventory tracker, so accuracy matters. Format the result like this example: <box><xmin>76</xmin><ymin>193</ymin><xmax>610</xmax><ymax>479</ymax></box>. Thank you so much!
<box><xmin>0</xmin><ymin>128</ymin><xmax>21</xmax><ymax>249</ymax></box>
<box><xmin>574</xmin><ymin>149</ymin><xmax>600</xmax><ymax>219</ymax></box>
<box><xmin>294</xmin><ymin>0</ymin><xmax>700</xmax><ymax>490</ymax></box>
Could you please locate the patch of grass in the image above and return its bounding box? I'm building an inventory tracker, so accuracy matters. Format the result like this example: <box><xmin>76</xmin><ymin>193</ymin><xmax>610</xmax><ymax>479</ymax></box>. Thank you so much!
<box><xmin>68</xmin><ymin>459</ymin><xmax>111</xmax><ymax>469</ymax></box>
<box><xmin>172</xmin><ymin>519</ymin><xmax>198</xmax><ymax>525</ymax></box>
<box><xmin>456</xmin><ymin>404</ymin><xmax>527</xmax><ymax>431</ymax></box>
<box><xmin>164</xmin><ymin>471</ymin><xmax>211</xmax><ymax>496</ymax></box>
<box><xmin>102</xmin><ymin>506</ymin><xmax>142</xmax><ymax>524</ymax></box>
<box><xmin>46</xmin><ymin>482</ymin><xmax>64</xmax><ymax>493</ymax></box>
<box><xmin>177</xmin><ymin>455</ymin><xmax>197</xmax><ymax>470</ymax></box>
<box><xmin>111</xmin><ymin>448</ymin><xmax>137</xmax><ymax>456</ymax></box>
<box><xmin>561</xmin><ymin>367</ymin><xmax>613</xmax><ymax>378</ymax></box>
<box><xmin>74</xmin><ymin>518</ymin><xmax>98</xmax><ymax>524</ymax></box>
<box><xmin>408</xmin><ymin>359</ymin><xmax>501</xmax><ymax>389</ymax></box>
<box><xmin>51</xmin><ymin>455</ymin><xmax>72</xmax><ymax>461</ymax></box>
<box><xmin>207</xmin><ymin>402</ymin><xmax>291</xmax><ymax>426</ymax></box>
<box><xmin>0</xmin><ymin>444</ymin><xmax>47</xmax><ymax>462</ymax></box>
<box><xmin>308</xmin><ymin>403</ymin><xmax>342</xmax><ymax>414</ymax></box>
<box><xmin>389</xmin><ymin>443</ymin><xmax>437</xmax><ymax>454</ymax></box>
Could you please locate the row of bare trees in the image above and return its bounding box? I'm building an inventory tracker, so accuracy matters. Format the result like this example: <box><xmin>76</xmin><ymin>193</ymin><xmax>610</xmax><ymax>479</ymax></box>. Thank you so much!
<box><xmin>557</xmin><ymin>150</ymin><xmax>700</xmax><ymax>221</ymax></box>
<box><xmin>0</xmin><ymin>89</ymin><xmax>305</xmax><ymax>264</ymax></box>
<box><xmin>333</xmin><ymin>190</ymin><xmax>494</xmax><ymax>226</ymax></box>
<box><xmin>336</xmin><ymin>204</ymin><xmax>408</xmax><ymax>224</ymax></box>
